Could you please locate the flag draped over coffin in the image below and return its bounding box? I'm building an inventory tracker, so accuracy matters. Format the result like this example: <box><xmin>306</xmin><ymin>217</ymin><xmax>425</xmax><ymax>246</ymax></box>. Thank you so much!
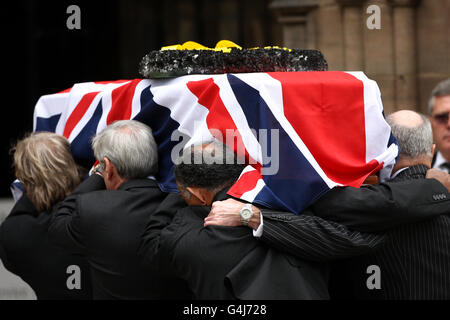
<box><xmin>31</xmin><ymin>71</ymin><xmax>398</xmax><ymax>214</ymax></box>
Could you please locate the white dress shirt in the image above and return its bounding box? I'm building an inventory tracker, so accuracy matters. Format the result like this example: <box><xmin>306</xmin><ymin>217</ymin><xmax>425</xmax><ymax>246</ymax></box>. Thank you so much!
<box><xmin>433</xmin><ymin>151</ymin><xmax>450</xmax><ymax>173</ymax></box>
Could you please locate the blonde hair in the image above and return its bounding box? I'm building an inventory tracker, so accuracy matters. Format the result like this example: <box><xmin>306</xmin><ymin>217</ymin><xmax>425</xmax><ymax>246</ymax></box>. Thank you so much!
<box><xmin>12</xmin><ymin>132</ymin><xmax>81</xmax><ymax>212</ymax></box>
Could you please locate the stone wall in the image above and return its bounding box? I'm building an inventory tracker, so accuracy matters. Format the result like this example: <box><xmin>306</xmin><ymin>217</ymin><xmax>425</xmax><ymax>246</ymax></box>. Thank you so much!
<box><xmin>270</xmin><ymin>0</ymin><xmax>450</xmax><ymax>114</ymax></box>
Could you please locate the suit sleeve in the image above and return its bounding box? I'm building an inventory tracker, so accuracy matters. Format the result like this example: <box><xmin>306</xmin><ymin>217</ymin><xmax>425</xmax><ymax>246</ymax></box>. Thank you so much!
<box><xmin>0</xmin><ymin>200</ymin><xmax>31</xmax><ymax>275</ymax></box>
<box><xmin>311</xmin><ymin>179</ymin><xmax>450</xmax><ymax>232</ymax></box>
<box><xmin>0</xmin><ymin>221</ymin><xmax>14</xmax><ymax>273</ymax></box>
<box><xmin>138</xmin><ymin>193</ymin><xmax>186</xmax><ymax>271</ymax></box>
<box><xmin>260</xmin><ymin>210</ymin><xmax>386</xmax><ymax>262</ymax></box>
<box><xmin>48</xmin><ymin>174</ymin><xmax>106</xmax><ymax>254</ymax></box>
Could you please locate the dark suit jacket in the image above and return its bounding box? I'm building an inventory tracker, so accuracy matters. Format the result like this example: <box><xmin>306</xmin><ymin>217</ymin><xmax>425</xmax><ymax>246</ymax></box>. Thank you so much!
<box><xmin>258</xmin><ymin>177</ymin><xmax>450</xmax><ymax>262</ymax></box>
<box><xmin>330</xmin><ymin>165</ymin><xmax>450</xmax><ymax>299</ymax></box>
<box><xmin>48</xmin><ymin>174</ymin><xmax>191</xmax><ymax>300</ymax></box>
<box><xmin>309</xmin><ymin>176</ymin><xmax>450</xmax><ymax>232</ymax></box>
<box><xmin>0</xmin><ymin>194</ymin><xmax>92</xmax><ymax>300</ymax></box>
<box><xmin>140</xmin><ymin>188</ymin><xmax>390</xmax><ymax>300</ymax></box>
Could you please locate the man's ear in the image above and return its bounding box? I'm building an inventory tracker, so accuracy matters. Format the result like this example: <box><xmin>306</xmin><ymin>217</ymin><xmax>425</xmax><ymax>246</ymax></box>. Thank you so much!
<box><xmin>186</xmin><ymin>187</ymin><xmax>209</xmax><ymax>205</ymax></box>
<box><xmin>103</xmin><ymin>157</ymin><xmax>126</xmax><ymax>190</ymax></box>
<box><xmin>432</xmin><ymin>144</ymin><xmax>436</xmax><ymax>157</ymax></box>
<box><xmin>104</xmin><ymin>157</ymin><xmax>115</xmax><ymax>180</ymax></box>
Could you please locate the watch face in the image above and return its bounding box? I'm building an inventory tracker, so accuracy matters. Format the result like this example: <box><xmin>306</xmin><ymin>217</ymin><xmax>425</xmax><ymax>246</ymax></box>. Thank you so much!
<box><xmin>241</xmin><ymin>208</ymin><xmax>252</xmax><ymax>220</ymax></box>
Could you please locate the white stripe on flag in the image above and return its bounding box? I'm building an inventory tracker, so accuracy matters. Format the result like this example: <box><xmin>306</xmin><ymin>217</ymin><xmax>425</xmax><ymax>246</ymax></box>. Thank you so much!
<box><xmin>131</xmin><ymin>79</ymin><xmax>152</xmax><ymax>119</ymax></box>
<box><xmin>57</xmin><ymin>82</ymin><xmax>108</xmax><ymax>136</ymax></box>
<box><xmin>235</xmin><ymin>166</ymin><xmax>266</xmax><ymax>203</ymax></box>
<box><xmin>149</xmin><ymin>75</ymin><xmax>212</xmax><ymax>139</ymax></box>
<box><xmin>63</xmin><ymin>81</ymin><xmax>130</xmax><ymax>138</ymax></box>
<box><xmin>345</xmin><ymin>72</ymin><xmax>394</xmax><ymax>162</ymax></box>
<box><xmin>97</xmin><ymin>87</ymin><xmax>112</xmax><ymax>134</ymax></box>
<box><xmin>94</xmin><ymin>81</ymin><xmax>133</xmax><ymax>134</ymax></box>
<box><xmin>67</xmin><ymin>92</ymin><xmax>103</xmax><ymax>142</ymax></box>
<box><xmin>33</xmin><ymin>91</ymin><xmax>71</xmax><ymax>132</ymax></box>
<box><xmin>345</xmin><ymin>71</ymin><xmax>398</xmax><ymax>180</ymax></box>
<box><xmin>214</xmin><ymin>74</ymin><xmax>263</xmax><ymax>165</ymax></box>
<box><xmin>241</xmin><ymin>179</ymin><xmax>266</xmax><ymax>203</ymax></box>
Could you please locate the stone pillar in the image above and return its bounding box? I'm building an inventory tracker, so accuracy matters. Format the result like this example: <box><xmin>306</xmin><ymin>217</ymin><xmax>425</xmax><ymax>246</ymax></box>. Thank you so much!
<box><xmin>416</xmin><ymin>0</ymin><xmax>450</xmax><ymax>114</ymax></box>
<box><xmin>363</xmin><ymin>0</ymin><xmax>396</xmax><ymax>113</ymax></box>
<box><xmin>315</xmin><ymin>0</ymin><xmax>344</xmax><ymax>70</ymax></box>
<box><xmin>269</xmin><ymin>0</ymin><xmax>319</xmax><ymax>49</ymax></box>
<box><xmin>389</xmin><ymin>0</ymin><xmax>421</xmax><ymax>110</ymax></box>
<box><xmin>336</xmin><ymin>0</ymin><xmax>365</xmax><ymax>70</ymax></box>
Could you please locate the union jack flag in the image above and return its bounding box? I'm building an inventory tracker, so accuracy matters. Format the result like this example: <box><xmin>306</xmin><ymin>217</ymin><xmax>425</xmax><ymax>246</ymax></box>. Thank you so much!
<box><xmin>24</xmin><ymin>71</ymin><xmax>398</xmax><ymax>214</ymax></box>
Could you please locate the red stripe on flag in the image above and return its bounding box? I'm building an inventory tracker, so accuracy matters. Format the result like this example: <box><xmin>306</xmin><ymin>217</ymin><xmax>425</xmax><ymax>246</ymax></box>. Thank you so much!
<box><xmin>63</xmin><ymin>91</ymin><xmax>100</xmax><ymax>139</ymax></box>
<box><xmin>186</xmin><ymin>78</ymin><xmax>258</xmax><ymax>165</ymax></box>
<box><xmin>364</xmin><ymin>159</ymin><xmax>384</xmax><ymax>182</ymax></box>
<box><xmin>107</xmin><ymin>80</ymin><xmax>140</xmax><ymax>125</ymax></box>
<box><xmin>227</xmin><ymin>168</ymin><xmax>263</xmax><ymax>198</ymax></box>
<box><xmin>268</xmin><ymin>71</ymin><xmax>371</xmax><ymax>187</ymax></box>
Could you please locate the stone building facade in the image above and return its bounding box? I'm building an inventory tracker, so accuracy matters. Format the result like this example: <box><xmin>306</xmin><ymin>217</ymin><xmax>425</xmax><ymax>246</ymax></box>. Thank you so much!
<box><xmin>270</xmin><ymin>0</ymin><xmax>450</xmax><ymax>114</ymax></box>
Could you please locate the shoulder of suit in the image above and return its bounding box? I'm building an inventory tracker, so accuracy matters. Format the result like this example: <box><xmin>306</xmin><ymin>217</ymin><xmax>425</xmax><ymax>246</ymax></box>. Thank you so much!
<box><xmin>73</xmin><ymin>187</ymin><xmax>166</xmax><ymax>223</ymax></box>
<box><xmin>0</xmin><ymin>208</ymin><xmax>47</xmax><ymax>252</ymax></box>
<box><xmin>8</xmin><ymin>194</ymin><xmax>37</xmax><ymax>215</ymax></box>
<box><xmin>172</xmin><ymin>206</ymin><xmax>202</xmax><ymax>224</ymax></box>
<box><xmin>2</xmin><ymin>194</ymin><xmax>49</xmax><ymax>227</ymax></box>
<box><xmin>79</xmin><ymin>182</ymin><xmax>164</xmax><ymax>200</ymax></box>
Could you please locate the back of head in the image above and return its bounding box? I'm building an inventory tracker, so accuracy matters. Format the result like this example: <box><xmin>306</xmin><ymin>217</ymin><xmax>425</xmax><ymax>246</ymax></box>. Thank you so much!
<box><xmin>428</xmin><ymin>78</ymin><xmax>450</xmax><ymax>114</ymax></box>
<box><xmin>386</xmin><ymin>110</ymin><xmax>433</xmax><ymax>160</ymax></box>
<box><xmin>92</xmin><ymin>120</ymin><xmax>158</xmax><ymax>179</ymax></box>
<box><xmin>12</xmin><ymin>132</ymin><xmax>80</xmax><ymax>212</ymax></box>
<box><xmin>174</xmin><ymin>141</ymin><xmax>245</xmax><ymax>193</ymax></box>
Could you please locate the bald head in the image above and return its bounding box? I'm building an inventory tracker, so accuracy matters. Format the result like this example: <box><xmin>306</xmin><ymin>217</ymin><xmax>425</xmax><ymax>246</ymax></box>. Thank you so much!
<box><xmin>386</xmin><ymin>110</ymin><xmax>434</xmax><ymax>169</ymax></box>
<box><xmin>388</xmin><ymin>110</ymin><xmax>425</xmax><ymax>128</ymax></box>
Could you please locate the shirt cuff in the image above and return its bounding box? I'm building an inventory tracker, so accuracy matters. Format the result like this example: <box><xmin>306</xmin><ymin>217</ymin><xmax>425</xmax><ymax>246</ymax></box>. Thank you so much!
<box><xmin>252</xmin><ymin>212</ymin><xmax>263</xmax><ymax>238</ymax></box>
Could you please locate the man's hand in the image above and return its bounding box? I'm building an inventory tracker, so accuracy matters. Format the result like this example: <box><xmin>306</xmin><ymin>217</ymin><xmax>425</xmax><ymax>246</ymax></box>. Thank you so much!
<box><xmin>426</xmin><ymin>168</ymin><xmax>450</xmax><ymax>192</ymax></box>
<box><xmin>91</xmin><ymin>163</ymin><xmax>104</xmax><ymax>177</ymax></box>
<box><xmin>204</xmin><ymin>198</ymin><xmax>261</xmax><ymax>230</ymax></box>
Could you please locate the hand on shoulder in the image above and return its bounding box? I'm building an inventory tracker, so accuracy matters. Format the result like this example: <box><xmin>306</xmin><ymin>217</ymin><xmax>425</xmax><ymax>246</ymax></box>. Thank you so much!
<box><xmin>426</xmin><ymin>168</ymin><xmax>450</xmax><ymax>192</ymax></box>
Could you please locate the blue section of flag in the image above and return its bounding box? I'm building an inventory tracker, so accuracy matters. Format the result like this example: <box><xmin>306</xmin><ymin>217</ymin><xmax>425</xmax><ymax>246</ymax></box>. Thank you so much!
<box><xmin>133</xmin><ymin>84</ymin><xmax>186</xmax><ymax>193</ymax></box>
<box><xmin>227</xmin><ymin>74</ymin><xmax>330</xmax><ymax>213</ymax></box>
<box><xmin>35</xmin><ymin>114</ymin><xmax>62</xmax><ymax>133</ymax></box>
<box><xmin>10</xmin><ymin>179</ymin><xmax>24</xmax><ymax>202</ymax></box>
<box><xmin>388</xmin><ymin>131</ymin><xmax>399</xmax><ymax>162</ymax></box>
<box><xmin>70</xmin><ymin>100</ymin><xmax>104</xmax><ymax>169</ymax></box>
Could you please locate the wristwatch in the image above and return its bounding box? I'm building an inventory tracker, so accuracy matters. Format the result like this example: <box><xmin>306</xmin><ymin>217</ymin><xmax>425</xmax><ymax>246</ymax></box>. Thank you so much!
<box><xmin>240</xmin><ymin>203</ymin><xmax>253</xmax><ymax>226</ymax></box>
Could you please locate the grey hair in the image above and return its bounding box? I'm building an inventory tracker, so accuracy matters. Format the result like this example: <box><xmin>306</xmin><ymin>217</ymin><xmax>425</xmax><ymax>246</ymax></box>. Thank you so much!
<box><xmin>386</xmin><ymin>113</ymin><xmax>433</xmax><ymax>158</ymax></box>
<box><xmin>92</xmin><ymin>120</ymin><xmax>158</xmax><ymax>179</ymax></box>
<box><xmin>428</xmin><ymin>78</ymin><xmax>450</xmax><ymax>114</ymax></box>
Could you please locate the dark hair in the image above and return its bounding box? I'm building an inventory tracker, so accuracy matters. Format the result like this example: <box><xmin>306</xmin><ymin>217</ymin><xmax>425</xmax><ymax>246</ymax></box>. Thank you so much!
<box><xmin>174</xmin><ymin>141</ymin><xmax>245</xmax><ymax>192</ymax></box>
